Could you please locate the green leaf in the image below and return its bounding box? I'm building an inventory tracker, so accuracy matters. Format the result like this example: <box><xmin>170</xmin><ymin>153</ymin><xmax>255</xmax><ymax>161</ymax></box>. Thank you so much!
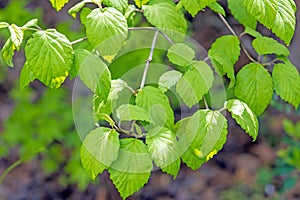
<box><xmin>158</xmin><ymin>70</ymin><xmax>182</xmax><ymax>93</ymax></box>
<box><xmin>176</xmin><ymin>61</ymin><xmax>214</xmax><ymax>108</ymax></box>
<box><xmin>146</xmin><ymin>127</ymin><xmax>180</xmax><ymax>178</ymax></box>
<box><xmin>181</xmin><ymin>110</ymin><xmax>228</xmax><ymax>170</ymax></box>
<box><xmin>20</xmin><ymin>62</ymin><xmax>35</xmax><ymax>89</ymax></box>
<box><xmin>208</xmin><ymin>35</ymin><xmax>240</xmax><ymax>88</ymax></box>
<box><xmin>76</xmin><ymin>50</ymin><xmax>111</xmax><ymax>100</ymax></box>
<box><xmin>272</xmin><ymin>61</ymin><xmax>300</xmax><ymax>108</ymax></box>
<box><xmin>81</xmin><ymin>127</ymin><xmax>120</xmax><ymax>180</ymax></box>
<box><xmin>25</xmin><ymin>29</ymin><xmax>73</xmax><ymax>88</ymax></box>
<box><xmin>8</xmin><ymin>24</ymin><xmax>23</xmax><ymax>50</ymax></box>
<box><xmin>136</xmin><ymin>86</ymin><xmax>174</xmax><ymax>129</ymax></box>
<box><xmin>116</xmin><ymin>104</ymin><xmax>151</xmax><ymax>122</ymax></box>
<box><xmin>252</xmin><ymin>36</ymin><xmax>290</xmax><ymax>56</ymax></box>
<box><xmin>80</xmin><ymin>7</ymin><xmax>92</xmax><ymax>25</ymax></box>
<box><xmin>271</xmin><ymin>0</ymin><xmax>296</xmax><ymax>45</ymax></box>
<box><xmin>70</xmin><ymin>48</ymin><xmax>89</xmax><ymax>79</ymax></box>
<box><xmin>68</xmin><ymin>0</ymin><xmax>90</xmax><ymax>18</ymax></box>
<box><xmin>134</xmin><ymin>0</ymin><xmax>150</xmax><ymax>8</ymax></box>
<box><xmin>208</xmin><ymin>2</ymin><xmax>225</xmax><ymax>16</ymax></box>
<box><xmin>102</xmin><ymin>0</ymin><xmax>128</xmax><ymax>14</ymax></box>
<box><xmin>49</xmin><ymin>0</ymin><xmax>69</xmax><ymax>11</ymax></box>
<box><xmin>0</xmin><ymin>22</ymin><xmax>9</xmax><ymax>29</ymax></box>
<box><xmin>225</xmin><ymin>99</ymin><xmax>259</xmax><ymax>141</ymax></box>
<box><xmin>22</xmin><ymin>19</ymin><xmax>38</xmax><ymax>29</ymax></box>
<box><xmin>142</xmin><ymin>1</ymin><xmax>187</xmax><ymax>42</ymax></box>
<box><xmin>243</xmin><ymin>0</ymin><xmax>278</xmax><ymax>29</ymax></box>
<box><xmin>109</xmin><ymin>138</ymin><xmax>152</xmax><ymax>199</ymax></box>
<box><xmin>228</xmin><ymin>0</ymin><xmax>257</xmax><ymax>29</ymax></box>
<box><xmin>181</xmin><ymin>0</ymin><xmax>217</xmax><ymax>17</ymax></box>
<box><xmin>124</xmin><ymin>5</ymin><xmax>136</xmax><ymax>27</ymax></box>
<box><xmin>167</xmin><ymin>43</ymin><xmax>195</xmax><ymax>67</ymax></box>
<box><xmin>235</xmin><ymin>63</ymin><xmax>273</xmax><ymax>116</ymax></box>
<box><xmin>244</xmin><ymin>27</ymin><xmax>262</xmax><ymax>38</ymax></box>
<box><xmin>85</xmin><ymin>7</ymin><xmax>128</xmax><ymax>56</ymax></box>
<box><xmin>1</xmin><ymin>39</ymin><xmax>16</xmax><ymax>67</ymax></box>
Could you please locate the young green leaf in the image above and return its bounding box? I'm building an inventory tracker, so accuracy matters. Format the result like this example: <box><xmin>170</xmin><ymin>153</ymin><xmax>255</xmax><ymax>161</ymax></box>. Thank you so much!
<box><xmin>158</xmin><ymin>70</ymin><xmax>182</xmax><ymax>93</ymax></box>
<box><xmin>22</xmin><ymin>19</ymin><xmax>38</xmax><ymax>29</ymax></box>
<box><xmin>1</xmin><ymin>39</ymin><xmax>16</xmax><ymax>67</ymax></box>
<box><xmin>25</xmin><ymin>29</ymin><xmax>73</xmax><ymax>89</ymax></box>
<box><xmin>243</xmin><ymin>0</ymin><xmax>278</xmax><ymax>29</ymax></box>
<box><xmin>20</xmin><ymin>62</ymin><xmax>35</xmax><ymax>89</ymax></box>
<box><xmin>208</xmin><ymin>2</ymin><xmax>225</xmax><ymax>16</ymax></box>
<box><xmin>142</xmin><ymin>1</ymin><xmax>187</xmax><ymax>42</ymax></box>
<box><xmin>49</xmin><ymin>0</ymin><xmax>69</xmax><ymax>11</ymax></box>
<box><xmin>208</xmin><ymin>35</ymin><xmax>240</xmax><ymax>88</ymax></box>
<box><xmin>176</xmin><ymin>61</ymin><xmax>214</xmax><ymax>108</ymax></box>
<box><xmin>124</xmin><ymin>5</ymin><xmax>136</xmax><ymax>27</ymax></box>
<box><xmin>167</xmin><ymin>43</ymin><xmax>195</xmax><ymax>67</ymax></box>
<box><xmin>116</xmin><ymin>104</ymin><xmax>151</xmax><ymax>122</ymax></box>
<box><xmin>271</xmin><ymin>0</ymin><xmax>296</xmax><ymax>45</ymax></box>
<box><xmin>76</xmin><ymin>50</ymin><xmax>111</xmax><ymax>101</ymax></box>
<box><xmin>136</xmin><ymin>86</ymin><xmax>174</xmax><ymax>129</ymax></box>
<box><xmin>244</xmin><ymin>27</ymin><xmax>262</xmax><ymax>38</ymax></box>
<box><xmin>181</xmin><ymin>110</ymin><xmax>228</xmax><ymax>170</ymax></box>
<box><xmin>109</xmin><ymin>138</ymin><xmax>153</xmax><ymax>199</ymax></box>
<box><xmin>272</xmin><ymin>61</ymin><xmax>300</xmax><ymax>108</ymax></box>
<box><xmin>225</xmin><ymin>99</ymin><xmax>259</xmax><ymax>141</ymax></box>
<box><xmin>134</xmin><ymin>0</ymin><xmax>150</xmax><ymax>8</ymax></box>
<box><xmin>235</xmin><ymin>63</ymin><xmax>273</xmax><ymax>116</ymax></box>
<box><xmin>81</xmin><ymin>127</ymin><xmax>120</xmax><ymax>180</ymax></box>
<box><xmin>8</xmin><ymin>24</ymin><xmax>23</xmax><ymax>50</ymax></box>
<box><xmin>68</xmin><ymin>0</ymin><xmax>91</xmax><ymax>18</ymax></box>
<box><xmin>102</xmin><ymin>0</ymin><xmax>128</xmax><ymax>14</ymax></box>
<box><xmin>228</xmin><ymin>0</ymin><xmax>257</xmax><ymax>29</ymax></box>
<box><xmin>252</xmin><ymin>36</ymin><xmax>290</xmax><ymax>56</ymax></box>
<box><xmin>146</xmin><ymin>127</ymin><xmax>180</xmax><ymax>178</ymax></box>
<box><xmin>0</xmin><ymin>22</ymin><xmax>9</xmax><ymax>29</ymax></box>
<box><xmin>181</xmin><ymin>0</ymin><xmax>217</xmax><ymax>17</ymax></box>
<box><xmin>80</xmin><ymin>7</ymin><xmax>92</xmax><ymax>25</ymax></box>
<box><xmin>85</xmin><ymin>7</ymin><xmax>128</xmax><ymax>56</ymax></box>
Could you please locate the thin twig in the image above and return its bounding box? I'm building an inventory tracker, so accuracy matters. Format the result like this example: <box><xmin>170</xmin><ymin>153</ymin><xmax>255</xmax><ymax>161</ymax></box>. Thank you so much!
<box><xmin>71</xmin><ymin>37</ymin><xmax>87</xmax><ymax>45</ymax></box>
<box><xmin>0</xmin><ymin>159</ymin><xmax>23</xmax><ymax>184</ymax></box>
<box><xmin>128</xmin><ymin>27</ymin><xmax>174</xmax><ymax>45</ymax></box>
<box><xmin>217</xmin><ymin>13</ymin><xmax>257</xmax><ymax>63</ymax></box>
<box><xmin>140</xmin><ymin>30</ymin><xmax>159</xmax><ymax>89</ymax></box>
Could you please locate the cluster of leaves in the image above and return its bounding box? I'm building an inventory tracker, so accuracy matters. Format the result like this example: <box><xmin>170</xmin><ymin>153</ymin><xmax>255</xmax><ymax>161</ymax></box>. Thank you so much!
<box><xmin>0</xmin><ymin>88</ymin><xmax>92</xmax><ymax>190</ymax></box>
<box><xmin>0</xmin><ymin>0</ymin><xmax>299</xmax><ymax>199</ymax></box>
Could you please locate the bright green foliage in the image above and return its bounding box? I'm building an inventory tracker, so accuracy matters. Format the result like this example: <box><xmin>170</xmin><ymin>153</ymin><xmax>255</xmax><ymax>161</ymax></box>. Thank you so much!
<box><xmin>1</xmin><ymin>39</ymin><xmax>16</xmax><ymax>67</ymax></box>
<box><xmin>84</xmin><ymin>7</ymin><xmax>128</xmax><ymax>56</ymax></box>
<box><xmin>22</xmin><ymin>19</ymin><xmax>38</xmax><ymax>28</ymax></box>
<box><xmin>142</xmin><ymin>1</ymin><xmax>187</xmax><ymax>41</ymax></box>
<box><xmin>272</xmin><ymin>0</ymin><xmax>296</xmax><ymax>45</ymax></box>
<box><xmin>244</xmin><ymin>27</ymin><xmax>262</xmax><ymax>38</ymax></box>
<box><xmin>225</xmin><ymin>99</ymin><xmax>259</xmax><ymax>141</ymax></box>
<box><xmin>68</xmin><ymin>0</ymin><xmax>90</xmax><ymax>18</ymax></box>
<box><xmin>0</xmin><ymin>22</ymin><xmax>9</xmax><ymax>29</ymax></box>
<box><xmin>134</xmin><ymin>0</ymin><xmax>150</xmax><ymax>8</ymax></box>
<box><xmin>116</xmin><ymin>104</ymin><xmax>151</xmax><ymax>122</ymax></box>
<box><xmin>24</xmin><ymin>29</ymin><xmax>73</xmax><ymax>88</ymax></box>
<box><xmin>102</xmin><ymin>0</ymin><xmax>128</xmax><ymax>13</ymax></box>
<box><xmin>167</xmin><ymin>43</ymin><xmax>195</xmax><ymax>67</ymax></box>
<box><xmin>272</xmin><ymin>61</ymin><xmax>300</xmax><ymax>108</ymax></box>
<box><xmin>228</xmin><ymin>0</ymin><xmax>257</xmax><ymax>29</ymax></box>
<box><xmin>158</xmin><ymin>70</ymin><xmax>182</xmax><ymax>93</ymax></box>
<box><xmin>109</xmin><ymin>138</ymin><xmax>153</xmax><ymax>199</ymax></box>
<box><xmin>208</xmin><ymin>35</ymin><xmax>240</xmax><ymax>88</ymax></box>
<box><xmin>181</xmin><ymin>0</ymin><xmax>217</xmax><ymax>17</ymax></box>
<box><xmin>146</xmin><ymin>127</ymin><xmax>180</xmax><ymax>177</ymax></box>
<box><xmin>8</xmin><ymin>24</ymin><xmax>23</xmax><ymax>50</ymax></box>
<box><xmin>243</xmin><ymin>0</ymin><xmax>278</xmax><ymax>29</ymax></box>
<box><xmin>235</xmin><ymin>63</ymin><xmax>274</xmax><ymax>116</ymax></box>
<box><xmin>181</xmin><ymin>110</ymin><xmax>228</xmax><ymax>170</ymax></box>
<box><xmin>49</xmin><ymin>0</ymin><xmax>69</xmax><ymax>11</ymax></box>
<box><xmin>208</xmin><ymin>2</ymin><xmax>225</xmax><ymax>16</ymax></box>
<box><xmin>81</xmin><ymin>127</ymin><xmax>120</xmax><ymax>179</ymax></box>
<box><xmin>19</xmin><ymin>62</ymin><xmax>34</xmax><ymax>89</ymax></box>
<box><xmin>75</xmin><ymin>50</ymin><xmax>111</xmax><ymax>101</ymax></box>
<box><xmin>252</xmin><ymin>36</ymin><xmax>290</xmax><ymax>56</ymax></box>
<box><xmin>136</xmin><ymin>86</ymin><xmax>174</xmax><ymax>129</ymax></box>
<box><xmin>176</xmin><ymin>61</ymin><xmax>214</xmax><ymax>107</ymax></box>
